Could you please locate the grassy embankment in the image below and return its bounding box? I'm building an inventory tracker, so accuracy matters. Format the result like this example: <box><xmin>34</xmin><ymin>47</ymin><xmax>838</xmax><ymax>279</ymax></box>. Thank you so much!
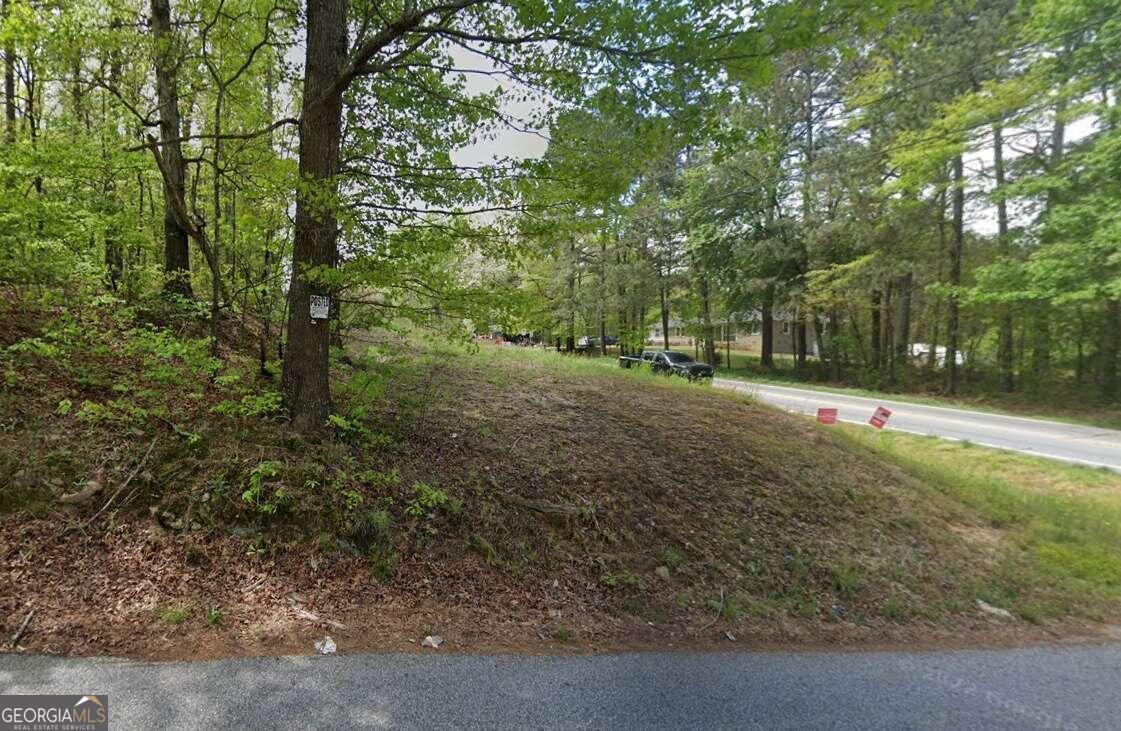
<box><xmin>1</xmin><ymin>300</ymin><xmax>1118</xmax><ymax>657</ymax></box>
<box><xmin>835</xmin><ymin>427</ymin><xmax>1121</xmax><ymax>624</ymax></box>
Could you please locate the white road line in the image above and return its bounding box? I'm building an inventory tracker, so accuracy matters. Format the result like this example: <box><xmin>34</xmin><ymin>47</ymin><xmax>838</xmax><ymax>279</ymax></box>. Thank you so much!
<box><xmin>712</xmin><ymin>377</ymin><xmax>1121</xmax><ymax>473</ymax></box>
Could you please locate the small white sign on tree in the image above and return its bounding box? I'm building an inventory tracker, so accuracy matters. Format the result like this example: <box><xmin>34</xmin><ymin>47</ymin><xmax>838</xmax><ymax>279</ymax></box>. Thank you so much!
<box><xmin>309</xmin><ymin>295</ymin><xmax>330</xmax><ymax>320</ymax></box>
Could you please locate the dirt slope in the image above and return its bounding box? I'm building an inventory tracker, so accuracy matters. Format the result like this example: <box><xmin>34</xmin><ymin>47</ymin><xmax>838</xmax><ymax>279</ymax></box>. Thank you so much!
<box><xmin>0</xmin><ymin>309</ymin><xmax>1113</xmax><ymax>658</ymax></box>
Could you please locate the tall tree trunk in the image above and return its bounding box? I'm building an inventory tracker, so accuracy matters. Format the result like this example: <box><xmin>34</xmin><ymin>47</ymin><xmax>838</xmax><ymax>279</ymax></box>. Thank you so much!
<box><xmin>848</xmin><ymin>306</ymin><xmax>867</xmax><ymax>365</ymax></box>
<box><xmin>870</xmin><ymin>290</ymin><xmax>882</xmax><ymax>371</ymax></box>
<box><xmin>208</xmin><ymin>86</ymin><xmax>225</xmax><ymax>353</ymax></box>
<box><xmin>795</xmin><ymin>311</ymin><xmax>807</xmax><ymax>372</ymax></box>
<box><xmin>797</xmin><ymin>66</ymin><xmax>813</xmax><ymax>375</ymax></box>
<box><xmin>1032</xmin><ymin>103</ymin><xmax>1065</xmax><ymax>384</ymax></box>
<box><xmin>1075</xmin><ymin>309</ymin><xmax>1086</xmax><ymax>384</ymax></box>
<box><xmin>992</xmin><ymin>122</ymin><xmax>1014</xmax><ymax>392</ymax></box>
<box><xmin>615</xmin><ymin>250</ymin><xmax>629</xmax><ymax>353</ymax></box>
<box><xmin>1103</xmin><ymin>300</ymin><xmax>1121</xmax><ymax>402</ymax></box>
<box><xmin>827</xmin><ymin>307</ymin><xmax>841</xmax><ymax>380</ymax></box>
<box><xmin>760</xmin><ymin>286</ymin><xmax>774</xmax><ymax>369</ymax></box>
<box><xmin>636</xmin><ymin>303</ymin><xmax>647</xmax><ymax>350</ymax></box>
<box><xmin>698</xmin><ymin>260</ymin><xmax>716</xmax><ymax>365</ymax></box>
<box><xmin>659</xmin><ymin>277</ymin><xmax>670</xmax><ymax>351</ymax></box>
<box><xmin>946</xmin><ymin>154</ymin><xmax>965</xmax><ymax>395</ymax></box>
<box><xmin>598</xmin><ymin>239</ymin><xmax>607</xmax><ymax>357</ymax></box>
<box><xmin>928</xmin><ymin>190</ymin><xmax>947</xmax><ymax>370</ymax></box>
<box><xmin>883</xmin><ymin>282</ymin><xmax>894</xmax><ymax>383</ymax></box>
<box><xmin>811</xmin><ymin>309</ymin><xmax>825</xmax><ymax>377</ymax></box>
<box><xmin>2</xmin><ymin>0</ymin><xmax>14</xmax><ymax>144</ymax></box>
<box><xmin>280</xmin><ymin>0</ymin><xmax>346</xmax><ymax>430</ymax></box>
<box><xmin>565</xmin><ymin>240</ymin><xmax>576</xmax><ymax>352</ymax></box>
<box><xmin>103</xmin><ymin>21</ymin><xmax>124</xmax><ymax>292</ymax></box>
<box><xmin>150</xmin><ymin>0</ymin><xmax>192</xmax><ymax>296</ymax></box>
<box><xmin>894</xmin><ymin>272</ymin><xmax>912</xmax><ymax>383</ymax></box>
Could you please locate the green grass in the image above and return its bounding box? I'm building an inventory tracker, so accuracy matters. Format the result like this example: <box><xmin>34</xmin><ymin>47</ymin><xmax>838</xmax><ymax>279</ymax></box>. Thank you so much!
<box><xmin>831</xmin><ymin>562</ymin><xmax>863</xmax><ymax>600</ymax></box>
<box><xmin>575</xmin><ymin>344</ymin><xmax>1121</xmax><ymax>430</ymax></box>
<box><xmin>473</xmin><ymin>343</ymin><xmax>752</xmax><ymax>403</ymax></box>
<box><xmin>549</xmin><ymin>625</ymin><xmax>574</xmax><ymax>642</ymax></box>
<box><xmin>836</xmin><ymin>427</ymin><xmax>1121</xmax><ymax>620</ymax></box>
<box><xmin>157</xmin><ymin>603</ymin><xmax>193</xmax><ymax>625</ymax></box>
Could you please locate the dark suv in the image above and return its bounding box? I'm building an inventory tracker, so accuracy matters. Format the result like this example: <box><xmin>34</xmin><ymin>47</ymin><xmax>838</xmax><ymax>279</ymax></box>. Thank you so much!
<box><xmin>619</xmin><ymin>349</ymin><xmax>714</xmax><ymax>381</ymax></box>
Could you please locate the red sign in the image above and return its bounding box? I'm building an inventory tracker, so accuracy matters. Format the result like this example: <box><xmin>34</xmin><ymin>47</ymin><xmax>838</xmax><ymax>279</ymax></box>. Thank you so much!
<box><xmin>869</xmin><ymin>406</ymin><xmax>893</xmax><ymax>429</ymax></box>
<box><xmin>816</xmin><ymin>407</ymin><xmax>838</xmax><ymax>425</ymax></box>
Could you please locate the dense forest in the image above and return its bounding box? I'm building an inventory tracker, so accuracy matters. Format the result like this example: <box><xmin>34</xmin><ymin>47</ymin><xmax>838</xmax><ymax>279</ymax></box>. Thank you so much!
<box><xmin>0</xmin><ymin>0</ymin><xmax>1118</xmax><ymax>436</ymax></box>
<box><xmin>517</xmin><ymin>0</ymin><xmax>1121</xmax><ymax>403</ymax></box>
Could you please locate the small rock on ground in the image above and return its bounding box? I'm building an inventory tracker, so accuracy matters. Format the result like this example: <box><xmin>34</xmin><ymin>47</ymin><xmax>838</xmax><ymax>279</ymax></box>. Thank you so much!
<box><xmin>976</xmin><ymin>600</ymin><xmax>1014</xmax><ymax>620</ymax></box>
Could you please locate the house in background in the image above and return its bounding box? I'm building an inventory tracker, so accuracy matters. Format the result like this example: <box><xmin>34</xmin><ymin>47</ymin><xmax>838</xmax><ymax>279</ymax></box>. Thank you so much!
<box><xmin>647</xmin><ymin>311</ymin><xmax>820</xmax><ymax>357</ymax></box>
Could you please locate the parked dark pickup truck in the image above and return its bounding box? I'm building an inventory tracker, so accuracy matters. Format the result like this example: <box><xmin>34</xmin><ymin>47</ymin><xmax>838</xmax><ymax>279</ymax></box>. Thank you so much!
<box><xmin>618</xmin><ymin>349</ymin><xmax>715</xmax><ymax>382</ymax></box>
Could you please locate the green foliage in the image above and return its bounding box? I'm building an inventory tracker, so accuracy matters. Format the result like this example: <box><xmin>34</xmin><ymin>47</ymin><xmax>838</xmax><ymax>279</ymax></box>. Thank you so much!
<box><xmin>7</xmin><ymin>338</ymin><xmax>62</xmax><ymax>360</ymax></box>
<box><xmin>658</xmin><ymin>546</ymin><xmax>687</xmax><ymax>571</ymax></box>
<box><xmin>125</xmin><ymin>328</ymin><xmax>219</xmax><ymax>380</ymax></box>
<box><xmin>549</xmin><ymin>625</ymin><xmax>574</xmax><ymax>642</ymax></box>
<box><xmin>468</xmin><ymin>533</ymin><xmax>498</xmax><ymax>564</ymax></box>
<box><xmin>882</xmin><ymin>594</ymin><xmax>906</xmax><ymax>621</ymax></box>
<box><xmin>242</xmin><ymin>461</ymin><xmax>285</xmax><ymax>516</ymax></box>
<box><xmin>211</xmin><ymin>391</ymin><xmax>283</xmax><ymax>418</ymax></box>
<box><xmin>404</xmin><ymin>483</ymin><xmax>449</xmax><ymax>519</ymax></box>
<box><xmin>831</xmin><ymin>562</ymin><xmax>863</xmax><ymax>600</ymax></box>
<box><xmin>356</xmin><ymin>468</ymin><xmax>401</xmax><ymax>490</ymax></box>
<box><xmin>157</xmin><ymin>604</ymin><xmax>192</xmax><ymax>625</ymax></box>
<box><xmin>343</xmin><ymin>490</ymin><xmax>363</xmax><ymax>512</ymax></box>
<box><xmin>349</xmin><ymin>508</ymin><xmax>398</xmax><ymax>582</ymax></box>
<box><xmin>600</xmin><ymin>569</ymin><xmax>644</xmax><ymax>591</ymax></box>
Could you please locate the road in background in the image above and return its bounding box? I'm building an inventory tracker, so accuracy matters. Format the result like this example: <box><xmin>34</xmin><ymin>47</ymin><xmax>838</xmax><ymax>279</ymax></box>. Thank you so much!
<box><xmin>3</xmin><ymin>645</ymin><xmax>1119</xmax><ymax>729</ymax></box>
<box><xmin>714</xmin><ymin>378</ymin><xmax>1121</xmax><ymax>472</ymax></box>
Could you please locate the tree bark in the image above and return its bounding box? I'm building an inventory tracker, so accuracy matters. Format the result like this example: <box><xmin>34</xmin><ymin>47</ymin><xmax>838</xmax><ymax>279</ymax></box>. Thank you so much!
<box><xmin>2</xmin><ymin>0</ymin><xmax>14</xmax><ymax>144</ymax></box>
<box><xmin>565</xmin><ymin>240</ymin><xmax>576</xmax><ymax>352</ymax></box>
<box><xmin>280</xmin><ymin>0</ymin><xmax>347</xmax><ymax>430</ymax></box>
<box><xmin>103</xmin><ymin>19</ymin><xmax>124</xmax><ymax>292</ymax></box>
<box><xmin>928</xmin><ymin>190</ymin><xmax>947</xmax><ymax>370</ymax></box>
<box><xmin>760</xmin><ymin>286</ymin><xmax>774</xmax><ymax>369</ymax></box>
<box><xmin>698</xmin><ymin>261</ymin><xmax>716</xmax><ymax>366</ymax></box>
<box><xmin>598</xmin><ymin>239</ymin><xmax>607</xmax><ymax>357</ymax></box>
<box><xmin>150</xmin><ymin>0</ymin><xmax>192</xmax><ymax>296</ymax></box>
<box><xmin>1104</xmin><ymin>300</ymin><xmax>1121</xmax><ymax>402</ymax></box>
<box><xmin>870</xmin><ymin>290</ymin><xmax>882</xmax><ymax>371</ymax></box>
<box><xmin>827</xmin><ymin>307</ymin><xmax>841</xmax><ymax>380</ymax></box>
<box><xmin>894</xmin><ymin>272</ymin><xmax>912</xmax><ymax>381</ymax></box>
<box><xmin>883</xmin><ymin>283</ymin><xmax>894</xmax><ymax>383</ymax></box>
<box><xmin>659</xmin><ymin>277</ymin><xmax>670</xmax><ymax>351</ymax></box>
<box><xmin>992</xmin><ymin>122</ymin><xmax>1014</xmax><ymax>392</ymax></box>
<box><xmin>1031</xmin><ymin>104</ymin><xmax>1065</xmax><ymax>385</ymax></box>
<box><xmin>795</xmin><ymin>311</ymin><xmax>807</xmax><ymax>372</ymax></box>
<box><xmin>946</xmin><ymin>154</ymin><xmax>965</xmax><ymax>395</ymax></box>
<box><xmin>208</xmin><ymin>86</ymin><xmax>224</xmax><ymax>352</ymax></box>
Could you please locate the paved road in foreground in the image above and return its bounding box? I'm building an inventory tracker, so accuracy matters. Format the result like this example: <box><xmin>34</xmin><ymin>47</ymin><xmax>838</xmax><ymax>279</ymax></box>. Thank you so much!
<box><xmin>713</xmin><ymin>378</ymin><xmax>1121</xmax><ymax>472</ymax></box>
<box><xmin>3</xmin><ymin>645</ymin><xmax>1119</xmax><ymax>729</ymax></box>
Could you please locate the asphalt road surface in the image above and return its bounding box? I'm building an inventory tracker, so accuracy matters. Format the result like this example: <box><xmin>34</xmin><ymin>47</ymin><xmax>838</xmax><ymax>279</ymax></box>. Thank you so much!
<box><xmin>714</xmin><ymin>378</ymin><xmax>1121</xmax><ymax>472</ymax></box>
<box><xmin>3</xmin><ymin>645</ymin><xmax>1119</xmax><ymax>729</ymax></box>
